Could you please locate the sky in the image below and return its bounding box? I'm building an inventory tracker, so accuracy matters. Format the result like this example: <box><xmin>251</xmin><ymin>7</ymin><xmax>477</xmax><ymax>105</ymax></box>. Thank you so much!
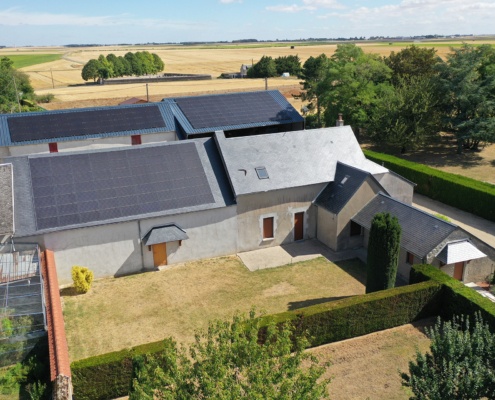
<box><xmin>1</xmin><ymin>0</ymin><xmax>495</xmax><ymax>46</ymax></box>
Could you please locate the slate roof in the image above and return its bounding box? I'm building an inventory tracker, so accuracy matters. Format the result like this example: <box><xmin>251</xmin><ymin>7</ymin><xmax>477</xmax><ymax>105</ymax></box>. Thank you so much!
<box><xmin>142</xmin><ymin>223</ymin><xmax>189</xmax><ymax>245</ymax></box>
<box><xmin>352</xmin><ymin>193</ymin><xmax>458</xmax><ymax>259</ymax></box>
<box><xmin>215</xmin><ymin>126</ymin><xmax>388</xmax><ymax>197</ymax></box>
<box><xmin>11</xmin><ymin>138</ymin><xmax>235</xmax><ymax>237</ymax></box>
<box><xmin>0</xmin><ymin>164</ymin><xmax>14</xmax><ymax>235</ymax></box>
<box><xmin>436</xmin><ymin>240</ymin><xmax>486</xmax><ymax>264</ymax></box>
<box><xmin>314</xmin><ymin>162</ymin><xmax>387</xmax><ymax>214</ymax></box>
<box><xmin>0</xmin><ymin>103</ymin><xmax>175</xmax><ymax>146</ymax></box>
<box><xmin>165</xmin><ymin>90</ymin><xmax>303</xmax><ymax>137</ymax></box>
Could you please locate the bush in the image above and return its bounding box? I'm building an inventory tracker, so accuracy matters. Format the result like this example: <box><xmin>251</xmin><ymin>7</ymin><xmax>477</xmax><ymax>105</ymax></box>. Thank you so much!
<box><xmin>364</xmin><ymin>149</ymin><xmax>495</xmax><ymax>222</ymax></box>
<box><xmin>261</xmin><ymin>281</ymin><xmax>442</xmax><ymax>348</ymax></box>
<box><xmin>71</xmin><ymin>266</ymin><xmax>94</xmax><ymax>294</ymax></box>
<box><xmin>71</xmin><ymin>340</ymin><xmax>174</xmax><ymax>400</ymax></box>
<box><xmin>34</xmin><ymin>93</ymin><xmax>54</xmax><ymax>104</ymax></box>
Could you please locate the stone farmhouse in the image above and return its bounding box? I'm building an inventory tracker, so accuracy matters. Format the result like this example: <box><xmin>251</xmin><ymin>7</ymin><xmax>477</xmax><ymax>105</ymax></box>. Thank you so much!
<box><xmin>0</xmin><ymin>90</ymin><xmax>493</xmax><ymax>286</ymax></box>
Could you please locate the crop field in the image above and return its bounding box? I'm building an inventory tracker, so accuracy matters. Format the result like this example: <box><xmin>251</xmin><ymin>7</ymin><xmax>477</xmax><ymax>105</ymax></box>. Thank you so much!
<box><xmin>3</xmin><ymin>53</ymin><xmax>61</xmax><ymax>69</ymax></box>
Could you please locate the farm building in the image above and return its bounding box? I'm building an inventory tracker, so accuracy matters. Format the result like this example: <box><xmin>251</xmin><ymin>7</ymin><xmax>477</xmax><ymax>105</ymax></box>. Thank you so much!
<box><xmin>2</xmin><ymin>124</ymin><xmax>493</xmax><ymax>285</ymax></box>
<box><xmin>0</xmin><ymin>90</ymin><xmax>303</xmax><ymax>158</ymax></box>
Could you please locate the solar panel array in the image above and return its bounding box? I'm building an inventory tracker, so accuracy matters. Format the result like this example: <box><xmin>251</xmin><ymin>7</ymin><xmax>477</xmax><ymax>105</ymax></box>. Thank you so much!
<box><xmin>29</xmin><ymin>142</ymin><xmax>214</xmax><ymax>230</ymax></box>
<box><xmin>8</xmin><ymin>106</ymin><xmax>166</xmax><ymax>143</ymax></box>
<box><xmin>175</xmin><ymin>92</ymin><xmax>294</xmax><ymax>129</ymax></box>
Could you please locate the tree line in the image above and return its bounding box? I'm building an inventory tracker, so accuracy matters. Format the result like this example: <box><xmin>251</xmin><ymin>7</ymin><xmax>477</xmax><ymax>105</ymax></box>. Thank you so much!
<box><xmin>81</xmin><ymin>51</ymin><xmax>165</xmax><ymax>82</ymax></box>
<box><xmin>249</xmin><ymin>43</ymin><xmax>495</xmax><ymax>153</ymax></box>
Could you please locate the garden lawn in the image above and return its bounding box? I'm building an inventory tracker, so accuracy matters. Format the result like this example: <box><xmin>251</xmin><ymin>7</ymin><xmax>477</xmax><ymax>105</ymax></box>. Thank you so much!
<box><xmin>63</xmin><ymin>256</ymin><xmax>365</xmax><ymax>361</ymax></box>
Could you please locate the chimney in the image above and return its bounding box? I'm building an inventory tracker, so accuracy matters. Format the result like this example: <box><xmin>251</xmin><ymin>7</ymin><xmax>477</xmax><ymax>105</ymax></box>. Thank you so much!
<box><xmin>336</xmin><ymin>113</ymin><xmax>344</xmax><ymax>127</ymax></box>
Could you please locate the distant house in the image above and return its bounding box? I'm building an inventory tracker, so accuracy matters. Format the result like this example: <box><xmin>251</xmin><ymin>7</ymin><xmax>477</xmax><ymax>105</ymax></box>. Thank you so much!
<box><xmin>118</xmin><ymin>97</ymin><xmax>148</xmax><ymax>105</ymax></box>
<box><xmin>240</xmin><ymin>64</ymin><xmax>251</xmax><ymax>77</ymax></box>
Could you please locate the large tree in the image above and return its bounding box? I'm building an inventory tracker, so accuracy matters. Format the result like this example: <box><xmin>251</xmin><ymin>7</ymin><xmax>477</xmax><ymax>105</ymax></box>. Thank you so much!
<box><xmin>402</xmin><ymin>314</ymin><xmax>495</xmax><ymax>399</ymax></box>
<box><xmin>247</xmin><ymin>55</ymin><xmax>277</xmax><ymax>78</ymax></box>
<box><xmin>321</xmin><ymin>44</ymin><xmax>392</xmax><ymax>132</ymax></box>
<box><xmin>368</xmin><ymin>75</ymin><xmax>441</xmax><ymax>153</ymax></box>
<box><xmin>81</xmin><ymin>59</ymin><xmax>101</xmax><ymax>82</ymax></box>
<box><xmin>130</xmin><ymin>311</ymin><xmax>330</xmax><ymax>399</ymax></box>
<box><xmin>0</xmin><ymin>57</ymin><xmax>36</xmax><ymax>113</ymax></box>
<box><xmin>436</xmin><ymin>43</ymin><xmax>495</xmax><ymax>151</ymax></box>
<box><xmin>274</xmin><ymin>55</ymin><xmax>302</xmax><ymax>76</ymax></box>
<box><xmin>297</xmin><ymin>54</ymin><xmax>330</xmax><ymax>127</ymax></box>
<box><xmin>366</xmin><ymin>212</ymin><xmax>401</xmax><ymax>293</ymax></box>
<box><xmin>385</xmin><ymin>45</ymin><xmax>440</xmax><ymax>85</ymax></box>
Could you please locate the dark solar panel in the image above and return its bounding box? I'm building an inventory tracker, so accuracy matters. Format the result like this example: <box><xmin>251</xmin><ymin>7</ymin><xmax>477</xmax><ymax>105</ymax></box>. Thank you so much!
<box><xmin>29</xmin><ymin>142</ymin><xmax>215</xmax><ymax>230</ymax></box>
<box><xmin>8</xmin><ymin>106</ymin><xmax>166</xmax><ymax>143</ymax></box>
<box><xmin>175</xmin><ymin>92</ymin><xmax>294</xmax><ymax>129</ymax></box>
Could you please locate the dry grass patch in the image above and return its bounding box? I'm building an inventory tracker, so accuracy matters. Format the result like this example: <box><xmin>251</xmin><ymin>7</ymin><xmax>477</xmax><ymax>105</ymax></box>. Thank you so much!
<box><xmin>310</xmin><ymin>319</ymin><xmax>434</xmax><ymax>400</ymax></box>
<box><xmin>62</xmin><ymin>256</ymin><xmax>365</xmax><ymax>361</ymax></box>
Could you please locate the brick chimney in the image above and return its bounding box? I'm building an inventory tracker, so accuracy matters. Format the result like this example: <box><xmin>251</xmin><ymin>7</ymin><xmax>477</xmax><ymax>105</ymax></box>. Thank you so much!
<box><xmin>336</xmin><ymin>113</ymin><xmax>344</xmax><ymax>127</ymax></box>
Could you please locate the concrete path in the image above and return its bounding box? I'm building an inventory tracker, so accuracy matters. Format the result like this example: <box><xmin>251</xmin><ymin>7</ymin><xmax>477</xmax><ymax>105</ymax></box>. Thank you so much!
<box><xmin>238</xmin><ymin>239</ymin><xmax>366</xmax><ymax>272</ymax></box>
<box><xmin>413</xmin><ymin>193</ymin><xmax>495</xmax><ymax>248</ymax></box>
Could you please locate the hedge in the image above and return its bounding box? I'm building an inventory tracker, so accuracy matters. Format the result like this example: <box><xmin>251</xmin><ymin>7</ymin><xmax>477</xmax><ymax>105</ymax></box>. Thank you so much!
<box><xmin>364</xmin><ymin>149</ymin><xmax>495</xmax><ymax>222</ymax></box>
<box><xmin>260</xmin><ymin>281</ymin><xmax>443</xmax><ymax>348</ymax></box>
<box><xmin>71</xmin><ymin>339</ymin><xmax>173</xmax><ymax>400</ymax></box>
<box><xmin>410</xmin><ymin>264</ymin><xmax>495</xmax><ymax>329</ymax></box>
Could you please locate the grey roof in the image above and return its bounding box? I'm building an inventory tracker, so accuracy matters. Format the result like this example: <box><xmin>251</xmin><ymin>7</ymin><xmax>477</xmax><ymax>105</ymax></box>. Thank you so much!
<box><xmin>314</xmin><ymin>162</ymin><xmax>387</xmax><ymax>214</ymax></box>
<box><xmin>215</xmin><ymin>126</ymin><xmax>388</xmax><ymax>197</ymax></box>
<box><xmin>164</xmin><ymin>90</ymin><xmax>303</xmax><ymax>137</ymax></box>
<box><xmin>142</xmin><ymin>223</ymin><xmax>189</xmax><ymax>245</ymax></box>
<box><xmin>11</xmin><ymin>138</ymin><xmax>235</xmax><ymax>237</ymax></box>
<box><xmin>0</xmin><ymin>164</ymin><xmax>14</xmax><ymax>235</ymax></box>
<box><xmin>436</xmin><ymin>240</ymin><xmax>486</xmax><ymax>264</ymax></box>
<box><xmin>0</xmin><ymin>103</ymin><xmax>175</xmax><ymax>146</ymax></box>
<box><xmin>352</xmin><ymin>193</ymin><xmax>458</xmax><ymax>258</ymax></box>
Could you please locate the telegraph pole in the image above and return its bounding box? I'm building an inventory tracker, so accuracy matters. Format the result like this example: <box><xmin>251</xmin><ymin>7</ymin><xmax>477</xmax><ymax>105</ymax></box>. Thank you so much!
<box><xmin>50</xmin><ymin>69</ymin><xmax>55</xmax><ymax>89</ymax></box>
<box><xmin>12</xmin><ymin>76</ymin><xmax>21</xmax><ymax>113</ymax></box>
<box><xmin>146</xmin><ymin>83</ymin><xmax>149</xmax><ymax>102</ymax></box>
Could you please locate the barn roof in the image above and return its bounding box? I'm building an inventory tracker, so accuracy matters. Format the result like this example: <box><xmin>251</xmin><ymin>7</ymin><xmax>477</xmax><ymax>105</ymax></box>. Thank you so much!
<box><xmin>215</xmin><ymin>126</ymin><xmax>388</xmax><ymax>197</ymax></box>
<box><xmin>435</xmin><ymin>239</ymin><xmax>486</xmax><ymax>264</ymax></box>
<box><xmin>352</xmin><ymin>193</ymin><xmax>459</xmax><ymax>258</ymax></box>
<box><xmin>11</xmin><ymin>138</ymin><xmax>234</xmax><ymax>237</ymax></box>
<box><xmin>0</xmin><ymin>102</ymin><xmax>175</xmax><ymax>146</ymax></box>
<box><xmin>164</xmin><ymin>90</ymin><xmax>303</xmax><ymax>137</ymax></box>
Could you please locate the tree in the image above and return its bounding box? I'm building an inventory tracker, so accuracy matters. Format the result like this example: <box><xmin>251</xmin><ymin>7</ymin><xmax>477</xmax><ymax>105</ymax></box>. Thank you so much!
<box><xmin>81</xmin><ymin>59</ymin><xmax>100</xmax><ymax>82</ymax></box>
<box><xmin>0</xmin><ymin>57</ymin><xmax>36</xmax><ymax>113</ymax></box>
<box><xmin>321</xmin><ymin>44</ymin><xmax>392</xmax><ymax>132</ymax></box>
<box><xmin>365</xmin><ymin>212</ymin><xmax>401</xmax><ymax>293</ymax></box>
<box><xmin>130</xmin><ymin>310</ymin><xmax>330</xmax><ymax>399</ymax></box>
<box><xmin>367</xmin><ymin>75</ymin><xmax>441</xmax><ymax>153</ymax></box>
<box><xmin>297</xmin><ymin>54</ymin><xmax>330</xmax><ymax>127</ymax></box>
<box><xmin>152</xmin><ymin>53</ymin><xmax>165</xmax><ymax>73</ymax></box>
<box><xmin>274</xmin><ymin>55</ymin><xmax>302</xmax><ymax>76</ymax></box>
<box><xmin>435</xmin><ymin>43</ymin><xmax>495</xmax><ymax>151</ymax></box>
<box><xmin>385</xmin><ymin>45</ymin><xmax>440</xmax><ymax>85</ymax></box>
<box><xmin>401</xmin><ymin>314</ymin><xmax>495</xmax><ymax>399</ymax></box>
<box><xmin>247</xmin><ymin>56</ymin><xmax>277</xmax><ymax>78</ymax></box>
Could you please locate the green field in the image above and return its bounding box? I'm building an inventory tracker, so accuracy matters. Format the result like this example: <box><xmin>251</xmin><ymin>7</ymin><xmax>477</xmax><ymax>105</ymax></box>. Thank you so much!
<box><xmin>5</xmin><ymin>54</ymin><xmax>61</xmax><ymax>69</ymax></box>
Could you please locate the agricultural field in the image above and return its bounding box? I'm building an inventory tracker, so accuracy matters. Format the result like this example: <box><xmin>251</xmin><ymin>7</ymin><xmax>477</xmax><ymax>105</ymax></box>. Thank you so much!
<box><xmin>1</xmin><ymin>40</ymin><xmax>494</xmax><ymax>110</ymax></box>
<box><xmin>3</xmin><ymin>53</ymin><xmax>61</xmax><ymax>69</ymax></box>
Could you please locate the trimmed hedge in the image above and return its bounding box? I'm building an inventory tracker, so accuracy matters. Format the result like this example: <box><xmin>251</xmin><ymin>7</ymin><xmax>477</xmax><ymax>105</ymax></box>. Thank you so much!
<box><xmin>71</xmin><ymin>339</ymin><xmax>173</xmax><ymax>400</ymax></box>
<box><xmin>364</xmin><ymin>149</ymin><xmax>495</xmax><ymax>222</ymax></box>
<box><xmin>261</xmin><ymin>281</ymin><xmax>443</xmax><ymax>347</ymax></box>
<box><xmin>410</xmin><ymin>264</ymin><xmax>495</xmax><ymax>329</ymax></box>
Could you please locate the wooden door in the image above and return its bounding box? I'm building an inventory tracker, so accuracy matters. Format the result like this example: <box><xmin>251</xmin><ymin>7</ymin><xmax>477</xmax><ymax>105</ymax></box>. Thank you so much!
<box><xmin>294</xmin><ymin>212</ymin><xmax>304</xmax><ymax>241</ymax></box>
<box><xmin>454</xmin><ymin>261</ymin><xmax>464</xmax><ymax>281</ymax></box>
<box><xmin>263</xmin><ymin>217</ymin><xmax>274</xmax><ymax>239</ymax></box>
<box><xmin>152</xmin><ymin>243</ymin><xmax>167</xmax><ymax>267</ymax></box>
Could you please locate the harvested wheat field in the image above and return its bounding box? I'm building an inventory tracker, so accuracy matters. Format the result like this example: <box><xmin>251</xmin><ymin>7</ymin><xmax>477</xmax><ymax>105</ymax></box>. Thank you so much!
<box><xmin>3</xmin><ymin>41</ymin><xmax>491</xmax><ymax>110</ymax></box>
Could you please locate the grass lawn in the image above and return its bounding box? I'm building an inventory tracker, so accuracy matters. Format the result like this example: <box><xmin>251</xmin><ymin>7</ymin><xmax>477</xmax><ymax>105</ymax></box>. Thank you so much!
<box><xmin>6</xmin><ymin>54</ymin><xmax>61</xmax><ymax>69</ymax></box>
<box><xmin>63</xmin><ymin>256</ymin><xmax>366</xmax><ymax>361</ymax></box>
<box><xmin>310</xmin><ymin>319</ymin><xmax>433</xmax><ymax>400</ymax></box>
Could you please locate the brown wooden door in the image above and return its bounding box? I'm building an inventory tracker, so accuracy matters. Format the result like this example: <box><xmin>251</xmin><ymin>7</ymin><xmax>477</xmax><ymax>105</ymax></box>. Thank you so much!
<box><xmin>294</xmin><ymin>212</ymin><xmax>304</xmax><ymax>241</ymax></box>
<box><xmin>152</xmin><ymin>243</ymin><xmax>167</xmax><ymax>267</ymax></box>
<box><xmin>454</xmin><ymin>261</ymin><xmax>464</xmax><ymax>281</ymax></box>
<box><xmin>263</xmin><ymin>217</ymin><xmax>274</xmax><ymax>239</ymax></box>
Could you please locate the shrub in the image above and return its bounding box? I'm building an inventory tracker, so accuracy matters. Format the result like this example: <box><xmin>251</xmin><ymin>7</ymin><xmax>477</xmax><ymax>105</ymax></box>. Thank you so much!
<box><xmin>364</xmin><ymin>149</ymin><xmax>495</xmax><ymax>222</ymax></box>
<box><xmin>71</xmin><ymin>266</ymin><xmax>94</xmax><ymax>294</ymax></box>
<box><xmin>34</xmin><ymin>93</ymin><xmax>54</xmax><ymax>104</ymax></box>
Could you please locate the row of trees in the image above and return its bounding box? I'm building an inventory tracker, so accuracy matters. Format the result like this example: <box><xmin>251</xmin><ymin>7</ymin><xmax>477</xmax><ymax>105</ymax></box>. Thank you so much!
<box><xmin>247</xmin><ymin>55</ymin><xmax>302</xmax><ymax>78</ymax></box>
<box><xmin>81</xmin><ymin>51</ymin><xmax>165</xmax><ymax>82</ymax></box>
<box><xmin>299</xmin><ymin>43</ymin><xmax>495</xmax><ymax>152</ymax></box>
